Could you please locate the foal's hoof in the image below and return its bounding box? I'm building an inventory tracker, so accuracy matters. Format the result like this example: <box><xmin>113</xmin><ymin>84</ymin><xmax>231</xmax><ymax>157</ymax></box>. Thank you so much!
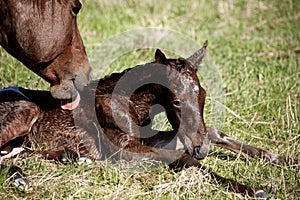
<box><xmin>5</xmin><ymin>165</ymin><xmax>29</xmax><ymax>191</ymax></box>
<box><xmin>9</xmin><ymin>171</ymin><xmax>29</xmax><ymax>191</ymax></box>
<box><xmin>77</xmin><ymin>155</ymin><xmax>93</xmax><ymax>165</ymax></box>
<box><xmin>255</xmin><ymin>190</ymin><xmax>270</xmax><ymax>199</ymax></box>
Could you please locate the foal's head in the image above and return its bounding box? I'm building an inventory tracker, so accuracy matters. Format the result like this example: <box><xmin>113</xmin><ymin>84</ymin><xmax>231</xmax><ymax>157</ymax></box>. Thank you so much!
<box><xmin>155</xmin><ymin>41</ymin><xmax>210</xmax><ymax>159</ymax></box>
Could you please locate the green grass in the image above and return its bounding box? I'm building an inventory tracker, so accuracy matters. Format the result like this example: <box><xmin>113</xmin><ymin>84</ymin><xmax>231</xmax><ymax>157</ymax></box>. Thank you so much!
<box><xmin>0</xmin><ymin>0</ymin><xmax>299</xmax><ymax>199</ymax></box>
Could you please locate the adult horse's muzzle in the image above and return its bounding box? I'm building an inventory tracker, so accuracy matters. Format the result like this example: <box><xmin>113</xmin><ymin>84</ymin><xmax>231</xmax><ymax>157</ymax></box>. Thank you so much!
<box><xmin>49</xmin><ymin>65</ymin><xmax>92</xmax><ymax>110</ymax></box>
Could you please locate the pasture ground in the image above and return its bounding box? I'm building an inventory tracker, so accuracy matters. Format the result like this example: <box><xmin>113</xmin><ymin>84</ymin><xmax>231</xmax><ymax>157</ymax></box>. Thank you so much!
<box><xmin>0</xmin><ymin>0</ymin><xmax>299</xmax><ymax>199</ymax></box>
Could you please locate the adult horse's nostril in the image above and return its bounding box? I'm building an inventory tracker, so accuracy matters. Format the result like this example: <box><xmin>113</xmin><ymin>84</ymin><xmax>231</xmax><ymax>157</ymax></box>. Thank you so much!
<box><xmin>50</xmin><ymin>80</ymin><xmax>77</xmax><ymax>100</ymax></box>
<box><xmin>193</xmin><ymin>145</ymin><xmax>208</xmax><ymax>160</ymax></box>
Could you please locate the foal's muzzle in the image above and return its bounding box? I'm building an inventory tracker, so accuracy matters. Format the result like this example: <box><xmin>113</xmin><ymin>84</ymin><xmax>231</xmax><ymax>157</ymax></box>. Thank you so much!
<box><xmin>193</xmin><ymin>145</ymin><xmax>209</xmax><ymax>160</ymax></box>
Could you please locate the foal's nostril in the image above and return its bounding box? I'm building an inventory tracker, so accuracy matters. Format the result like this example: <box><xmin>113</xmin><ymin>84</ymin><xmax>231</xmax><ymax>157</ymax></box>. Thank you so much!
<box><xmin>193</xmin><ymin>146</ymin><xmax>208</xmax><ymax>160</ymax></box>
<box><xmin>172</xmin><ymin>100</ymin><xmax>181</xmax><ymax>108</ymax></box>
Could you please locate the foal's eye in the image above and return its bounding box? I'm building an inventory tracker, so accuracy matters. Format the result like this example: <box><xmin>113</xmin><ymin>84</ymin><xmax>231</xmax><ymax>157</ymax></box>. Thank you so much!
<box><xmin>172</xmin><ymin>100</ymin><xmax>182</xmax><ymax>107</ymax></box>
<box><xmin>175</xmin><ymin>58</ymin><xmax>185</xmax><ymax>69</ymax></box>
<box><xmin>176</xmin><ymin>63</ymin><xmax>183</xmax><ymax>69</ymax></box>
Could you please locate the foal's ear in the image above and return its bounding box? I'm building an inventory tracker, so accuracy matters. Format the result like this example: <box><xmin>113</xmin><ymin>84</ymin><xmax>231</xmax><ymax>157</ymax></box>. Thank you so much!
<box><xmin>155</xmin><ymin>49</ymin><xmax>167</xmax><ymax>64</ymax></box>
<box><xmin>187</xmin><ymin>40</ymin><xmax>208</xmax><ymax>70</ymax></box>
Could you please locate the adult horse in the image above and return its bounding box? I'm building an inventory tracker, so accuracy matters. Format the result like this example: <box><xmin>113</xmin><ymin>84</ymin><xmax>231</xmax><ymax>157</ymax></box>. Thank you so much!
<box><xmin>0</xmin><ymin>0</ymin><xmax>91</xmax><ymax>110</ymax></box>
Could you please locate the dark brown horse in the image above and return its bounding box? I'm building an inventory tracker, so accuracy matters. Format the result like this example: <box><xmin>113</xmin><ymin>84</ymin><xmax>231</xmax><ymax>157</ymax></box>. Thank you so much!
<box><xmin>0</xmin><ymin>0</ymin><xmax>91</xmax><ymax>109</ymax></box>
<box><xmin>0</xmin><ymin>42</ymin><xmax>297</xmax><ymax>198</ymax></box>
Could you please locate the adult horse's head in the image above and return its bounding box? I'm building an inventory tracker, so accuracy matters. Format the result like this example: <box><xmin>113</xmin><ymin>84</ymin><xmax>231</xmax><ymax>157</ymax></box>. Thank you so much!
<box><xmin>155</xmin><ymin>41</ymin><xmax>210</xmax><ymax>160</ymax></box>
<box><xmin>0</xmin><ymin>0</ymin><xmax>91</xmax><ymax>109</ymax></box>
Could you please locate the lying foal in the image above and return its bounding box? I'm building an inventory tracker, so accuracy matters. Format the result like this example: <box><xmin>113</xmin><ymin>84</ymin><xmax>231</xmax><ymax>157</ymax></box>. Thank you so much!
<box><xmin>0</xmin><ymin>42</ymin><xmax>297</xmax><ymax>198</ymax></box>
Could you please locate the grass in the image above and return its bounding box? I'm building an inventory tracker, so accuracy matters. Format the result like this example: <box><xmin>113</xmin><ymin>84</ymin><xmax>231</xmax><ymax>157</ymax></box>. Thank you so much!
<box><xmin>0</xmin><ymin>0</ymin><xmax>299</xmax><ymax>199</ymax></box>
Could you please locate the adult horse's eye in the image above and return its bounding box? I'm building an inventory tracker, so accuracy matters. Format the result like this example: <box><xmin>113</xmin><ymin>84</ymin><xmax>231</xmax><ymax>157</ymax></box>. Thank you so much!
<box><xmin>172</xmin><ymin>100</ymin><xmax>182</xmax><ymax>108</ymax></box>
<box><xmin>71</xmin><ymin>6</ymin><xmax>81</xmax><ymax>16</ymax></box>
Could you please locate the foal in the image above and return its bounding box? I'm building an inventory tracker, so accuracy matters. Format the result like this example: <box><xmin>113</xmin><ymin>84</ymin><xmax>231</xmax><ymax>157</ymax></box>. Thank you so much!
<box><xmin>0</xmin><ymin>42</ymin><xmax>297</xmax><ymax>198</ymax></box>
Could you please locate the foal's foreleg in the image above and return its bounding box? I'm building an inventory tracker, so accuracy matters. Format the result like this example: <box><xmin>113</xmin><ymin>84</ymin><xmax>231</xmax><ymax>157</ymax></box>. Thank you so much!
<box><xmin>207</xmin><ymin>127</ymin><xmax>299</xmax><ymax>166</ymax></box>
<box><xmin>171</xmin><ymin>153</ymin><xmax>269</xmax><ymax>199</ymax></box>
<box><xmin>34</xmin><ymin>149</ymin><xmax>92</xmax><ymax>165</ymax></box>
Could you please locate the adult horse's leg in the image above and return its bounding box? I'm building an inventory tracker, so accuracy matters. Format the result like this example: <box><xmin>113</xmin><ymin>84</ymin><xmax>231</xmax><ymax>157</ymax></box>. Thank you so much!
<box><xmin>207</xmin><ymin>127</ymin><xmax>299</xmax><ymax>166</ymax></box>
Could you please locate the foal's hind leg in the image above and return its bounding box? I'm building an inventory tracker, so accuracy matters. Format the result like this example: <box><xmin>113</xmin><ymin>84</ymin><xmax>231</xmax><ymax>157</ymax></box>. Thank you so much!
<box><xmin>171</xmin><ymin>153</ymin><xmax>269</xmax><ymax>199</ymax></box>
<box><xmin>207</xmin><ymin>127</ymin><xmax>299</xmax><ymax>166</ymax></box>
<box><xmin>0</xmin><ymin>101</ymin><xmax>40</xmax><ymax>147</ymax></box>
